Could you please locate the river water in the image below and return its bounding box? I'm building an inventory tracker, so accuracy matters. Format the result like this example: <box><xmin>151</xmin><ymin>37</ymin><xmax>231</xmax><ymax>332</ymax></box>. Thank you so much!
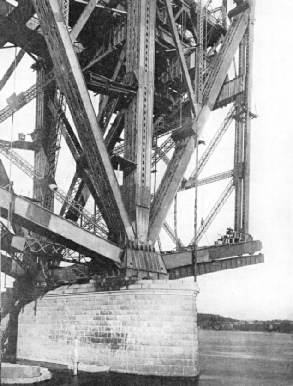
<box><xmin>198</xmin><ymin>329</ymin><xmax>293</xmax><ymax>385</ymax></box>
<box><xmin>3</xmin><ymin>330</ymin><xmax>293</xmax><ymax>385</ymax></box>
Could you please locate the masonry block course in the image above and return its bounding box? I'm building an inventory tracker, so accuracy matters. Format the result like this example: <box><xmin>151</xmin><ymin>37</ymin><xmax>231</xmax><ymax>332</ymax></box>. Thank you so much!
<box><xmin>17</xmin><ymin>279</ymin><xmax>200</xmax><ymax>377</ymax></box>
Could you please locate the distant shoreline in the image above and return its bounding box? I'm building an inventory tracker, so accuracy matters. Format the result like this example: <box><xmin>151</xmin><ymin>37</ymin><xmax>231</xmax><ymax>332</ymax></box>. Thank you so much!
<box><xmin>197</xmin><ymin>313</ymin><xmax>293</xmax><ymax>334</ymax></box>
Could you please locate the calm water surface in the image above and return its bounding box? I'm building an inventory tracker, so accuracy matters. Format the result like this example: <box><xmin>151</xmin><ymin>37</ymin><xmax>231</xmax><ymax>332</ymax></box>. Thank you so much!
<box><xmin>198</xmin><ymin>330</ymin><xmax>293</xmax><ymax>386</ymax></box>
<box><xmin>4</xmin><ymin>330</ymin><xmax>293</xmax><ymax>386</ymax></box>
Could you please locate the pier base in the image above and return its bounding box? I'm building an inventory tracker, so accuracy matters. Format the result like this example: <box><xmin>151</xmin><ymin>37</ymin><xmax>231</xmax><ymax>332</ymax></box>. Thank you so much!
<box><xmin>17</xmin><ymin>279</ymin><xmax>200</xmax><ymax>377</ymax></box>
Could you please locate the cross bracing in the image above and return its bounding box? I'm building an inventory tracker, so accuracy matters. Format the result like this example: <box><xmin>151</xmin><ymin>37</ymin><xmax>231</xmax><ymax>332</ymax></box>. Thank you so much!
<box><xmin>0</xmin><ymin>0</ymin><xmax>262</xmax><ymax>284</ymax></box>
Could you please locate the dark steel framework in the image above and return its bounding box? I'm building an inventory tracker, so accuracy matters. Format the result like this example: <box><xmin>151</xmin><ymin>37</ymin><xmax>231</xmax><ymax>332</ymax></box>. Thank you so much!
<box><xmin>0</xmin><ymin>0</ymin><xmax>261</xmax><ymax>285</ymax></box>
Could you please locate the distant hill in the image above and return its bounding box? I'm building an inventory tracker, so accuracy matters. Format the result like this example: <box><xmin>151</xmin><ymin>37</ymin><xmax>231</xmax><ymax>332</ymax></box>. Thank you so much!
<box><xmin>197</xmin><ymin>313</ymin><xmax>293</xmax><ymax>333</ymax></box>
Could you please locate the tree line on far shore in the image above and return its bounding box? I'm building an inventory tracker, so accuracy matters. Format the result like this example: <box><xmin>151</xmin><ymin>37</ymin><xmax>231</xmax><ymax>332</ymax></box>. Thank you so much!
<box><xmin>197</xmin><ymin>313</ymin><xmax>293</xmax><ymax>334</ymax></box>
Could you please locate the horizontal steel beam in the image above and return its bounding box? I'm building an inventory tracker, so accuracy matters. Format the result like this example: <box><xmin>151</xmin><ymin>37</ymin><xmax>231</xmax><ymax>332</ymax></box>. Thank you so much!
<box><xmin>0</xmin><ymin>188</ymin><xmax>122</xmax><ymax>264</ymax></box>
<box><xmin>0</xmin><ymin>139</ymin><xmax>37</xmax><ymax>151</ymax></box>
<box><xmin>85</xmin><ymin>72</ymin><xmax>137</xmax><ymax>97</ymax></box>
<box><xmin>180</xmin><ymin>170</ymin><xmax>234</xmax><ymax>191</ymax></box>
<box><xmin>162</xmin><ymin>240</ymin><xmax>262</xmax><ymax>269</ymax></box>
<box><xmin>75</xmin><ymin>0</ymin><xmax>127</xmax><ymax>15</ymax></box>
<box><xmin>168</xmin><ymin>253</ymin><xmax>264</xmax><ymax>279</ymax></box>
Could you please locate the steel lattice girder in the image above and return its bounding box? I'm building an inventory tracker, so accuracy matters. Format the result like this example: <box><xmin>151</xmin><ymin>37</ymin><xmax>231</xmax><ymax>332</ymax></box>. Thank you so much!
<box><xmin>0</xmin><ymin>187</ymin><xmax>123</xmax><ymax>264</ymax></box>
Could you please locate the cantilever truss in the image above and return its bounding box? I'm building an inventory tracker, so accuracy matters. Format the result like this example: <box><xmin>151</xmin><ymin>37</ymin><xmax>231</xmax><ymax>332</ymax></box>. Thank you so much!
<box><xmin>0</xmin><ymin>0</ymin><xmax>262</xmax><ymax>280</ymax></box>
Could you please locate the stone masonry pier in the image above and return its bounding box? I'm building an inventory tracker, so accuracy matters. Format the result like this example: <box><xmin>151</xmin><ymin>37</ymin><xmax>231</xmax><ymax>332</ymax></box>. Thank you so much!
<box><xmin>17</xmin><ymin>279</ymin><xmax>200</xmax><ymax>377</ymax></box>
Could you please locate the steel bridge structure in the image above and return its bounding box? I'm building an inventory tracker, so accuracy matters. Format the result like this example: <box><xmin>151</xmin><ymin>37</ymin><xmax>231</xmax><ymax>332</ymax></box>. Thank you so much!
<box><xmin>0</xmin><ymin>0</ymin><xmax>263</xmax><ymax>287</ymax></box>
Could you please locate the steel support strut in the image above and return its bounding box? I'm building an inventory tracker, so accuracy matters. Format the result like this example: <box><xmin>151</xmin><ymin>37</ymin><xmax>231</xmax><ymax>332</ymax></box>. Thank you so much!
<box><xmin>123</xmin><ymin>0</ymin><xmax>156</xmax><ymax>243</ymax></box>
<box><xmin>32</xmin><ymin>0</ymin><xmax>134</xmax><ymax>243</ymax></box>
<box><xmin>33</xmin><ymin>67</ymin><xmax>56</xmax><ymax>211</ymax></box>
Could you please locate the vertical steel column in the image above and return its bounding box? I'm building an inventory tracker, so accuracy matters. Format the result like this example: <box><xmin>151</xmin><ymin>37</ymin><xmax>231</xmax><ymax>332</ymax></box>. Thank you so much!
<box><xmin>196</xmin><ymin>0</ymin><xmax>203</xmax><ymax>105</ymax></box>
<box><xmin>234</xmin><ymin>0</ymin><xmax>255</xmax><ymax>233</ymax></box>
<box><xmin>242</xmin><ymin>0</ymin><xmax>255</xmax><ymax>233</ymax></box>
<box><xmin>174</xmin><ymin>194</ymin><xmax>178</xmax><ymax>250</ymax></box>
<box><xmin>123</xmin><ymin>0</ymin><xmax>156</xmax><ymax>244</ymax></box>
<box><xmin>193</xmin><ymin>0</ymin><xmax>204</xmax><ymax>281</ymax></box>
<box><xmin>233</xmin><ymin>38</ymin><xmax>246</xmax><ymax>232</ymax></box>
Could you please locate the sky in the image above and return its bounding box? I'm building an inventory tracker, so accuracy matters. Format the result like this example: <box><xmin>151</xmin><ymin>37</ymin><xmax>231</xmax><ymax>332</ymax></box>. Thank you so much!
<box><xmin>0</xmin><ymin>0</ymin><xmax>292</xmax><ymax>321</ymax></box>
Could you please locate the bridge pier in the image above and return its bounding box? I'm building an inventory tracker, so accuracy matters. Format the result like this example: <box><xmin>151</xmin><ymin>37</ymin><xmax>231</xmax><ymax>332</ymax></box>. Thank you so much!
<box><xmin>17</xmin><ymin>279</ymin><xmax>200</xmax><ymax>377</ymax></box>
